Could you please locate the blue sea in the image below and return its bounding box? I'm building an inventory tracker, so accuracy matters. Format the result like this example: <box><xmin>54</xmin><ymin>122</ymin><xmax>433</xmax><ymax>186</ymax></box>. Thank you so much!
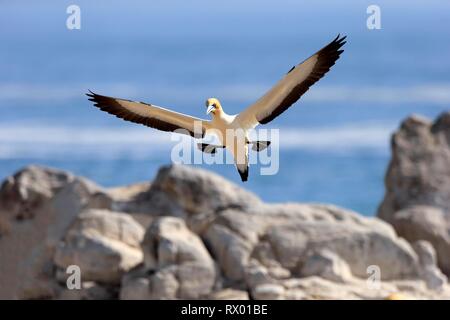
<box><xmin>1</xmin><ymin>1</ymin><xmax>449</xmax><ymax>215</ymax></box>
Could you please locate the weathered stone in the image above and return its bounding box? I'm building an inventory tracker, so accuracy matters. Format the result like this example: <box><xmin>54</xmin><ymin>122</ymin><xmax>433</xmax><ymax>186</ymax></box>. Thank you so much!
<box><xmin>57</xmin><ymin>282</ymin><xmax>116</xmax><ymax>300</ymax></box>
<box><xmin>207</xmin><ymin>289</ymin><xmax>249</xmax><ymax>300</ymax></box>
<box><xmin>378</xmin><ymin>112</ymin><xmax>450</xmax><ymax>275</ymax></box>
<box><xmin>0</xmin><ymin>166</ymin><xmax>113</xmax><ymax>299</ymax></box>
<box><xmin>3</xmin><ymin>155</ymin><xmax>450</xmax><ymax>300</ymax></box>
<box><xmin>0</xmin><ymin>165</ymin><xmax>73</xmax><ymax>222</ymax></box>
<box><xmin>204</xmin><ymin>204</ymin><xmax>420</xmax><ymax>282</ymax></box>
<box><xmin>279</xmin><ymin>276</ymin><xmax>450</xmax><ymax>300</ymax></box>
<box><xmin>252</xmin><ymin>283</ymin><xmax>285</xmax><ymax>300</ymax></box>
<box><xmin>299</xmin><ymin>249</ymin><xmax>353</xmax><ymax>283</ymax></box>
<box><xmin>54</xmin><ymin>209</ymin><xmax>144</xmax><ymax>284</ymax></box>
<box><xmin>138</xmin><ymin>217</ymin><xmax>216</xmax><ymax>299</ymax></box>
<box><xmin>413</xmin><ymin>240</ymin><xmax>447</xmax><ymax>290</ymax></box>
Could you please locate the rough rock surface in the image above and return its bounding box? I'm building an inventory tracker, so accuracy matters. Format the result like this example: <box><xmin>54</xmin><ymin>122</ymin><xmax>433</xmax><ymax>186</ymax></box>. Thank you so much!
<box><xmin>2</xmin><ymin>143</ymin><xmax>450</xmax><ymax>299</ymax></box>
<box><xmin>57</xmin><ymin>282</ymin><xmax>117</xmax><ymax>300</ymax></box>
<box><xmin>54</xmin><ymin>209</ymin><xmax>144</xmax><ymax>284</ymax></box>
<box><xmin>378</xmin><ymin>112</ymin><xmax>450</xmax><ymax>275</ymax></box>
<box><xmin>0</xmin><ymin>166</ymin><xmax>113</xmax><ymax>299</ymax></box>
<box><xmin>204</xmin><ymin>204</ymin><xmax>419</xmax><ymax>282</ymax></box>
<box><xmin>122</xmin><ymin>216</ymin><xmax>216</xmax><ymax>299</ymax></box>
<box><xmin>299</xmin><ymin>249</ymin><xmax>353</xmax><ymax>283</ymax></box>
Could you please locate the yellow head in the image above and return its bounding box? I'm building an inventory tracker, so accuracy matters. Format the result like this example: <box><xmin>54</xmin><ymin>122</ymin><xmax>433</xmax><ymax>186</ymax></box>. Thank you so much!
<box><xmin>205</xmin><ymin>98</ymin><xmax>222</xmax><ymax>116</ymax></box>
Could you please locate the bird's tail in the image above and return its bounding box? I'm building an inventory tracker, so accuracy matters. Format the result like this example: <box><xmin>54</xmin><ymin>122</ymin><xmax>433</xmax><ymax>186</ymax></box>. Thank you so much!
<box><xmin>236</xmin><ymin>165</ymin><xmax>249</xmax><ymax>182</ymax></box>
<box><xmin>234</xmin><ymin>143</ymin><xmax>249</xmax><ymax>182</ymax></box>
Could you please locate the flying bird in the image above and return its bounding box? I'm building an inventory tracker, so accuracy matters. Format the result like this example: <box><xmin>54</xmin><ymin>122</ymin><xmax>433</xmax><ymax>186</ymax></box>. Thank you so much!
<box><xmin>87</xmin><ymin>35</ymin><xmax>346</xmax><ymax>182</ymax></box>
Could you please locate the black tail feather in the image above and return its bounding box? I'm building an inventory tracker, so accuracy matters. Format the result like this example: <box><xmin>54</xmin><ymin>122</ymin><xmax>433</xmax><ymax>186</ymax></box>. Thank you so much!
<box><xmin>237</xmin><ymin>166</ymin><xmax>249</xmax><ymax>182</ymax></box>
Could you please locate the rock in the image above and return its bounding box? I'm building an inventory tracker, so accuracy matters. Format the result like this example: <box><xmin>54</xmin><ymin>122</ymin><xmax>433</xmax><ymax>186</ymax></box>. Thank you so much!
<box><xmin>108</xmin><ymin>182</ymin><xmax>152</xmax><ymax>203</ymax></box>
<box><xmin>107</xmin><ymin>182</ymin><xmax>154</xmax><ymax>228</ymax></box>
<box><xmin>120</xmin><ymin>266</ymin><xmax>153</xmax><ymax>300</ymax></box>
<box><xmin>0</xmin><ymin>165</ymin><xmax>112</xmax><ymax>224</ymax></box>
<box><xmin>57</xmin><ymin>282</ymin><xmax>116</xmax><ymax>300</ymax></box>
<box><xmin>252</xmin><ymin>283</ymin><xmax>285</xmax><ymax>300</ymax></box>
<box><xmin>299</xmin><ymin>249</ymin><xmax>353</xmax><ymax>283</ymax></box>
<box><xmin>280</xmin><ymin>276</ymin><xmax>450</xmax><ymax>300</ymax></box>
<box><xmin>0</xmin><ymin>166</ymin><xmax>113</xmax><ymax>299</ymax></box>
<box><xmin>251</xmin><ymin>242</ymin><xmax>291</xmax><ymax>279</ymax></box>
<box><xmin>244</xmin><ymin>260</ymin><xmax>277</xmax><ymax>289</ymax></box>
<box><xmin>126</xmin><ymin>217</ymin><xmax>216</xmax><ymax>299</ymax></box>
<box><xmin>413</xmin><ymin>241</ymin><xmax>447</xmax><ymax>290</ymax></box>
<box><xmin>120</xmin><ymin>264</ymin><xmax>187</xmax><ymax>300</ymax></box>
<box><xmin>378</xmin><ymin>112</ymin><xmax>450</xmax><ymax>275</ymax></box>
<box><xmin>0</xmin><ymin>165</ymin><xmax>72</xmax><ymax>222</ymax></box>
<box><xmin>3</xmin><ymin>160</ymin><xmax>450</xmax><ymax>300</ymax></box>
<box><xmin>204</xmin><ymin>203</ymin><xmax>421</xmax><ymax>283</ymax></box>
<box><xmin>207</xmin><ymin>289</ymin><xmax>249</xmax><ymax>300</ymax></box>
<box><xmin>54</xmin><ymin>209</ymin><xmax>144</xmax><ymax>284</ymax></box>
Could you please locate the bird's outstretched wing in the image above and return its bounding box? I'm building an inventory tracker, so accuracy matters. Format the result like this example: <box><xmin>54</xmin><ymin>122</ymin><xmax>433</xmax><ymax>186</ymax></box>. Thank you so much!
<box><xmin>236</xmin><ymin>35</ymin><xmax>346</xmax><ymax>129</ymax></box>
<box><xmin>87</xmin><ymin>91</ymin><xmax>210</xmax><ymax>138</ymax></box>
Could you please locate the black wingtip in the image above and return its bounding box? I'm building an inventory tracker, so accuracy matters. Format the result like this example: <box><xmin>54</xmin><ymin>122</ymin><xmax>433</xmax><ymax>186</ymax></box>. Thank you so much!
<box><xmin>86</xmin><ymin>90</ymin><xmax>96</xmax><ymax>98</ymax></box>
<box><xmin>335</xmin><ymin>34</ymin><xmax>347</xmax><ymax>45</ymax></box>
<box><xmin>237</xmin><ymin>167</ymin><xmax>249</xmax><ymax>182</ymax></box>
<box><xmin>331</xmin><ymin>34</ymin><xmax>347</xmax><ymax>54</ymax></box>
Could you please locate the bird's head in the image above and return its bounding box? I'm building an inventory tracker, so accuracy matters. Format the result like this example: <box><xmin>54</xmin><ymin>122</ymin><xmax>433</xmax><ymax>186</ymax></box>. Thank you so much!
<box><xmin>205</xmin><ymin>98</ymin><xmax>222</xmax><ymax>116</ymax></box>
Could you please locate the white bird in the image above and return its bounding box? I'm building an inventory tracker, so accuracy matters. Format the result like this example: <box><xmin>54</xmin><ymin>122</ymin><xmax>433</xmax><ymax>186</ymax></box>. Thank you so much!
<box><xmin>87</xmin><ymin>35</ymin><xmax>346</xmax><ymax>181</ymax></box>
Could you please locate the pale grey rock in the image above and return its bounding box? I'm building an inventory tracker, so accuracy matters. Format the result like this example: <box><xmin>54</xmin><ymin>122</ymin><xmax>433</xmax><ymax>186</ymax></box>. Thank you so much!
<box><xmin>134</xmin><ymin>217</ymin><xmax>216</xmax><ymax>299</ymax></box>
<box><xmin>279</xmin><ymin>276</ymin><xmax>450</xmax><ymax>300</ymax></box>
<box><xmin>413</xmin><ymin>241</ymin><xmax>447</xmax><ymax>290</ymax></box>
<box><xmin>119</xmin><ymin>265</ymin><xmax>173</xmax><ymax>300</ymax></box>
<box><xmin>54</xmin><ymin>209</ymin><xmax>144</xmax><ymax>284</ymax></box>
<box><xmin>3</xmin><ymin>160</ymin><xmax>450</xmax><ymax>300</ymax></box>
<box><xmin>244</xmin><ymin>260</ymin><xmax>277</xmax><ymax>289</ymax></box>
<box><xmin>252</xmin><ymin>283</ymin><xmax>285</xmax><ymax>300</ymax></box>
<box><xmin>0</xmin><ymin>166</ymin><xmax>113</xmax><ymax>299</ymax></box>
<box><xmin>0</xmin><ymin>165</ymin><xmax>73</xmax><ymax>222</ymax></box>
<box><xmin>204</xmin><ymin>204</ymin><xmax>421</xmax><ymax>282</ymax></box>
<box><xmin>57</xmin><ymin>282</ymin><xmax>116</xmax><ymax>300</ymax></box>
<box><xmin>207</xmin><ymin>289</ymin><xmax>249</xmax><ymax>300</ymax></box>
<box><xmin>299</xmin><ymin>249</ymin><xmax>353</xmax><ymax>283</ymax></box>
<box><xmin>378</xmin><ymin>112</ymin><xmax>450</xmax><ymax>275</ymax></box>
<box><xmin>120</xmin><ymin>272</ymin><xmax>153</xmax><ymax>300</ymax></box>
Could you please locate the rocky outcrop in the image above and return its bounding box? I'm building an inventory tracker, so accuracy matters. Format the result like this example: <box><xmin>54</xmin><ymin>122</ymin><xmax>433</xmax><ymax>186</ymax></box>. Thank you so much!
<box><xmin>0</xmin><ymin>166</ymin><xmax>113</xmax><ymax>299</ymax></box>
<box><xmin>378</xmin><ymin>112</ymin><xmax>450</xmax><ymax>276</ymax></box>
<box><xmin>204</xmin><ymin>203</ymin><xmax>421</xmax><ymax>282</ymax></box>
<box><xmin>54</xmin><ymin>209</ymin><xmax>144</xmax><ymax>284</ymax></box>
<box><xmin>120</xmin><ymin>217</ymin><xmax>216</xmax><ymax>299</ymax></box>
<box><xmin>1</xmin><ymin>150</ymin><xmax>450</xmax><ymax>299</ymax></box>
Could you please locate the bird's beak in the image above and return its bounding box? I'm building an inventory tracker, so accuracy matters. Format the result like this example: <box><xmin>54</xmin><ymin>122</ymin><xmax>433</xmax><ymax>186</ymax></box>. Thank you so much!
<box><xmin>206</xmin><ymin>105</ymin><xmax>216</xmax><ymax>115</ymax></box>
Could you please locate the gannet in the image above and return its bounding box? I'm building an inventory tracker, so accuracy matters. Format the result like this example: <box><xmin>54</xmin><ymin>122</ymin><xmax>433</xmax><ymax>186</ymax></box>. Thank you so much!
<box><xmin>87</xmin><ymin>35</ymin><xmax>346</xmax><ymax>181</ymax></box>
